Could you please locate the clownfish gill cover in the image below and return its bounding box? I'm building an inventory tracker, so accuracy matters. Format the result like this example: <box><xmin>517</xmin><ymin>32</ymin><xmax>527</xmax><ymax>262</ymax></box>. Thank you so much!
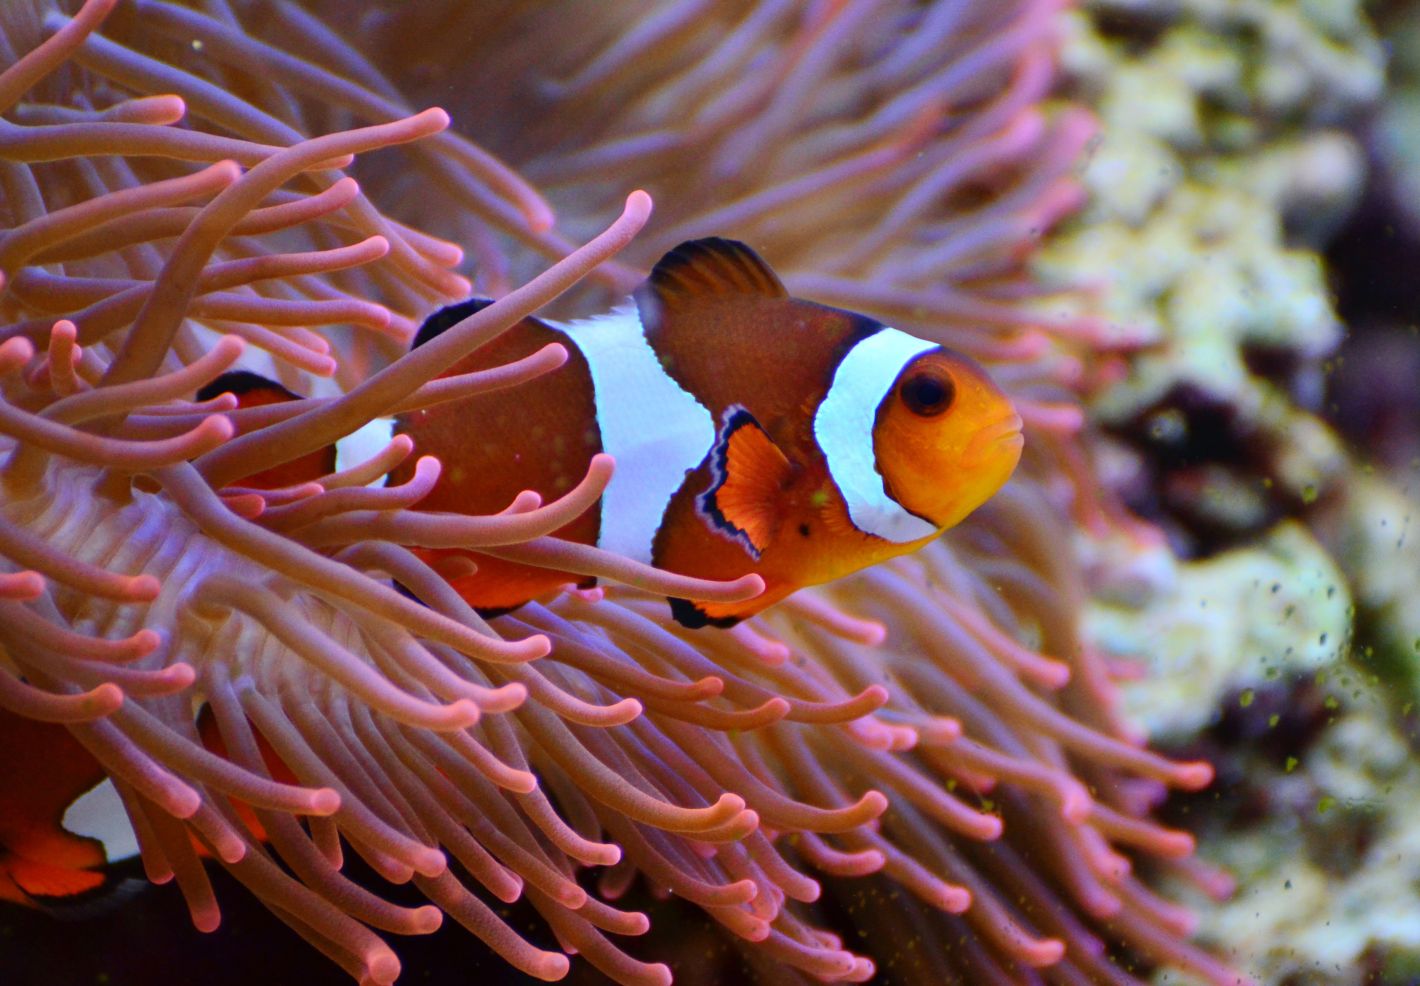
<box><xmin>0</xmin><ymin>2</ymin><xmax>1269</xmax><ymax>986</ymax></box>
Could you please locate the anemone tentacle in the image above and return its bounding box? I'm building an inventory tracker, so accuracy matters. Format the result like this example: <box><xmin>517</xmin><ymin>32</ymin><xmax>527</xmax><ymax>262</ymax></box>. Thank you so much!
<box><xmin>0</xmin><ymin>1</ymin><xmax>1242</xmax><ymax>983</ymax></box>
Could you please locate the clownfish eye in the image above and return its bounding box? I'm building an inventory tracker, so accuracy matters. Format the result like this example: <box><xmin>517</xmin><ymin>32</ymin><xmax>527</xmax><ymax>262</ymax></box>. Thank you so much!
<box><xmin>900</xmin><ymin>370</ymin><xmax>954</xmax><ymax>417</ymax></box>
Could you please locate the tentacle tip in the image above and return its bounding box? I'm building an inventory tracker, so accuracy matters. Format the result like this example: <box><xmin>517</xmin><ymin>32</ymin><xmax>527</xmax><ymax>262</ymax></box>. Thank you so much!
<box><xmin>211</xmin><ymin>159</ymin><xmax>243</xmax><ymax>183</ymax></box>
<box><xmin>526</xmin><ymin>201</ymin><xmax>556</xmax><ymax>234</ymax></box>
<box><xmin>860</xmin><ymin>684</ymin><xmax>890</xmax><ymax>709</ymax></box>
<box><xmin>1159</xmin><ymin>831</ymin><xmax>1197</xmax><ymax>858</ymax></box>
<box><xmin>532</xmin><ymin>953</ymin><xmax>570</xmax><ymax>982</ymax></box>
<box><xmin>1032</xmin><ymin>657</ymin><xmax>1072</xmax><ymax>688</ymax></box>
<box><xmin>166</xmin><ymin>662</ymin><xmax>198</xmax><ymax>689</ymax></box>
<box><xmin>445</xmin><ymin>698</ymin><xmax>482</xmax><ymax>728</ymax></box>
<box><xmin>1</xmin><ymin>570</ymin><xmax>45</xmax><ymax>599</ymax></box>
<box><xmin>216</xmin><ymin>840</ymin><xmax>247</xmax><ymax>865</ymax></box>
<box><xmin>517</xmin><ymin>634</ymin><xmax>553</xmax><ymax>659</ymax></box>
<box><xmin>848</xmin><ymin>957</ymin><xmax>876</xmax><ymax>982</ymax></box>
<box><xmin>1060</xmin><ymin>791</ymin><xmax>1093</xmax><ymax>825</ymax></box>
<box><xmin>625</xmin><ymin>188</ymin><xmax>654</xmax><ymax>219</ymax></box>
<box><xmin>507</xmin><ymin>770</ymin><xmax>538</xmax><ymax>794</ymax></box>
<box><xmin>858</xmin><ymin>621</ymin><xmax>888</xmax><ymax>646</ymax></box>
<box><xmin>495</xmin><ymin>682</ymin><xmax>529</xmax><ymax>709</ymax></box>
<box><xmin>206</xmin><ymin>415</ymin><xmax>237</xmax><ymax>441</ymax></box>
<box><xmin>692</xmin><ymin>676</ymin><xmax>724</xmax><ymax>698</ymax></box>
<box><xmin>1021</xmin><ymin>937</ymin><xmax>1067</xmax><ymax>968</ymax></box>
<box><xmin>412</xmin><ymin>847</ymin><xmax>447</xmax><ymax>878</ymax></box>
<box><xmin>975</xmin><ymin>813</ymin><xmax>1005</xmax><ymax>841</ymax></box>
<box><xmin>126</xmin><ymin>574</ymin><xmax>163</xmax><ymax>601</ymax></box>
<box><xmin>88</xmin><ymin>682</ymin><xmax>125</xmax><ymax>715</ymax></box>
<box><xmin>859</xmin><ymin>790</ymin><xmax>889</xmax><ymax>820</ymax></box>
<box><xmin>713</xmin><ymin>793</ymin><xmax>747</xmax><ymax>814</ymax></box>
<box><xmin>191</xmin><ymin>908</ymin><xmax>223</xmax><ymax>934</ymax></box>
<box><xmin>645</xmin><ymin>964</ymin><xmax>672</xmax><ymax>986</ymax></box>
<box><xmin>411</xmin><ymin>906</ymin><xmax>443</xmax><ymax>934</ymax></box>
<box><xmin>365</xmin><ymin>950</ymin><xmax>402</xmax><ymax>986</ymax></box>
<box><xmin>309</xmin><ymin>787</ymin><xmax>342</xmax><ymax>815</ymax></box>
<box><xmin>1175</xmin><ymin>761</ymin><xmax>1215</xmax><ymax>791</ymax></box>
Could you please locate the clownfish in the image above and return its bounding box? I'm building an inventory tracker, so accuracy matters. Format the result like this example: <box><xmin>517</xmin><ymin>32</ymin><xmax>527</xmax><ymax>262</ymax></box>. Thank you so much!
<box><xmin>0</xmin><ymin>707</ymin><xmax>140</xmax><ymax>911</ymax></box>
<box><xmin>213</xmin><ymin>238</ymin><xmax>1024</xmax><ymax>627</ymax></box>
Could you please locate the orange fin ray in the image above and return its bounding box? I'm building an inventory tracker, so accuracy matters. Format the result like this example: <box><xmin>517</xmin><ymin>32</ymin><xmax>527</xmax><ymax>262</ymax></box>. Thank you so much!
<box><xmin>698</xmin><ymin>406</ymin><xmax>792</xmax><ymax>561</ymax></box>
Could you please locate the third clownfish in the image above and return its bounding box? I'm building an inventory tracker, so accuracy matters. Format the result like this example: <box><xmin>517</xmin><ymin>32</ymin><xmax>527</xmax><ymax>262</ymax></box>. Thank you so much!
<box><xmin>211</xmin><ymin>238</ymin><xmax>1024</xmax><ymax>627</ymax></box>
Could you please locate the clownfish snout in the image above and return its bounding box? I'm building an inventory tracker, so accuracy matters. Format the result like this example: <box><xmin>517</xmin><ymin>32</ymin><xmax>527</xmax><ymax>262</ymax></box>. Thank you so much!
<box><xmin>963</xmin><ymin>411</ymin><xmax>1024</xmax><ymax>469</ymax></box>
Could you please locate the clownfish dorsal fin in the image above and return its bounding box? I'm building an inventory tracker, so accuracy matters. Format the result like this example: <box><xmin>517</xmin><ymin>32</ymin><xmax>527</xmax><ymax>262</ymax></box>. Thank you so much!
<box><xmin>197</xmin><ymin>371</ymin><xmax>338</xmax><ymax>486</ymax></box>
<box><xmin>411</xmin><ymin>297</ymin><xmax>495</xmax><ymax>350</ymax></box>
<box><xmin>196</xmin><ymin>369</ymin><xmax>302</xmax><ymax>404</ymax></box>
<box><xmin>635</xmin><ymin>240</ymin><xmax>879</xmax><ymax>428</ymax></box>
<box><xmin>698</xmin><ymin>406</ymin><xmax>793</xmax><ymax>561</ymax></box>
<box><xmin>639</xmin><ymin>238</ymin><xmax>787</xmax><ymax>312</ymax></box>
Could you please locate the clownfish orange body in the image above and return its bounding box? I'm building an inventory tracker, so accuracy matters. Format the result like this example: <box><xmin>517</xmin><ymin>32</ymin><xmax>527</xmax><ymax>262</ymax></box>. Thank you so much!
<box><xmin>219</xmin><ymin>238</ymin><xmax>1024</xmax><ymax>627</ymax></box>
<box><xmin>0</xmin><ymin>707</ymin><xmax>139</xmax><ymax>910</ymax></box>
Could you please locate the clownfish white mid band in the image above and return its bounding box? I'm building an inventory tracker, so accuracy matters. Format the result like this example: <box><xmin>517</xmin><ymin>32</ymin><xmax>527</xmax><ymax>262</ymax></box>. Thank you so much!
<box><xmin>211</xmin><ymin>237</ymin><xmax>1024</xmax><ymax>627</ymax></box>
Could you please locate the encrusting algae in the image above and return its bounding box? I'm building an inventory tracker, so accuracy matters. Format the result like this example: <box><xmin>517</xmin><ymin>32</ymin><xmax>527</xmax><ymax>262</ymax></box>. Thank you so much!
<box><xmin>0</xmin><ymin>1</ymin><xmax>1248</xmax><ymax>984</ymax></box>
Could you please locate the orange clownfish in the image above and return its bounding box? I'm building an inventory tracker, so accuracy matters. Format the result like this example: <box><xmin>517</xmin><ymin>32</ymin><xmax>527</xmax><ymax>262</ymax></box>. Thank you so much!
<box><xmin>217</xmin><ymin>238</ymin><xmax>1024</xmax><ymax>627</ymax></box>
<box><xmin>0</xmin><ymin>707</ymin><xmax>140</xmax><ymax>911</ymax></box>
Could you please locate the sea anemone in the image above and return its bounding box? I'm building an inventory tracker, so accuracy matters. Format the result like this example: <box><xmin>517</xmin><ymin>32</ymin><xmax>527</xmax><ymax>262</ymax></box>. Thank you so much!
<box><xmin>1</xmin><ymin>1</ymin><xmax>1242</xmax><ymax>983</ymax></box>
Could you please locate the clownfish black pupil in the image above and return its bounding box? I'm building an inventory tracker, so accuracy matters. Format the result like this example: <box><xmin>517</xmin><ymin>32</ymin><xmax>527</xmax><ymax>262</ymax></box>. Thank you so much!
<box><xmin>901</xmin><ymin>372</ymin><xmax>954</xmax><ymax>416</ymax></box>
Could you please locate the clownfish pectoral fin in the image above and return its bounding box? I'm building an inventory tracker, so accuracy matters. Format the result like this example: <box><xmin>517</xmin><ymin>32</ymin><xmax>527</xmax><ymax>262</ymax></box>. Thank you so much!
<box><xmin>411</xmin><ymin>297</ymin><xmax>496</xmax><ymax>349</ymax></box>
<box><xmin>698</xmin><ymin>406</ymin><xmax>792</xmax><ymax>561</ymax></box>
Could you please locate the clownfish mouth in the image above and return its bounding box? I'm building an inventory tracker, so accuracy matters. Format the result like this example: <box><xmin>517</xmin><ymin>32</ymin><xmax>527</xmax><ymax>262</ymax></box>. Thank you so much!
<box><xmin>964</xmin><ymin>412</ymin><xmax>1025</xmax><ymax>468</ymax></box>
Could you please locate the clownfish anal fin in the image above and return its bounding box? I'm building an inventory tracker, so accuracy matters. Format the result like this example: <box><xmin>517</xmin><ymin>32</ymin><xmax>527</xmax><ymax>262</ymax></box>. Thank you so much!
<box><xmin>411</xmin><ymin>297</ymin><xmax>496</xmax><ymax>350</ymax></box>
<box><xmin>639</xmin><ymin>238</ymin><xmax>787</xmax><ymax>313</ymax></box>
<box><xmin>668</xmin><ymin>597</ymin><xmax>742</xmax><ymax>630</ymax></box>
<box><xmin>698</xmin><ymin>406</ymin><xmax>792</xmax><ymax>561</ymax></box>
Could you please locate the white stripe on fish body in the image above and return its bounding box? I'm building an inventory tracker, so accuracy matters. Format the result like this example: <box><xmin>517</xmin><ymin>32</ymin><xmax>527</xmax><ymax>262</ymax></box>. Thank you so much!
<box><xmin>814</xmin><ymin>326</ymin><xmax>940</xmax><ymax>543</ymax></box>
<box><xmin>553</xmin><ymin>305</ymin><xmax>715</xmax><ymax>563</ymax></box>
<box><xmin>62</xmin><ymin>778</ymin><xmax>139</xmax><ymax>864</ymax></box>
<box><xmin>334</xmin><ymin>417</ymin><xmax>397</xmax><ymax>486</ymax></box>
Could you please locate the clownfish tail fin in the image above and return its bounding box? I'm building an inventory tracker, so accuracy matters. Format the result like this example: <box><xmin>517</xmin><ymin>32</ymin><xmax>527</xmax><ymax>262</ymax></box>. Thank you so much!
<box><xmin>411</xmin><ymin>297</ymin><xmax>496</xmax><ymax>350</ymax></box>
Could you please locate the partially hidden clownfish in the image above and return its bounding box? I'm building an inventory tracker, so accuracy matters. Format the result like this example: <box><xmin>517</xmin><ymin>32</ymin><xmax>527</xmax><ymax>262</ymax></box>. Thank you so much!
<box><xmin>210</xmin><ymin>238</ymin><xmax>1024</xmax><ymax>628</ymax></box>
<box><xmin>0</xmin><ymin>704</ymin><xmax>307</xmax><ymax>911</ymax></box>
<box><xmin>0</xmin><ymin>707</ymin><xmax>141</xmax><ymax>911</ymax></box>
<box><xmin>0</xmin><ymin>242</ymin><xmax>1023</xmax><ymax>906</ymax></box>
